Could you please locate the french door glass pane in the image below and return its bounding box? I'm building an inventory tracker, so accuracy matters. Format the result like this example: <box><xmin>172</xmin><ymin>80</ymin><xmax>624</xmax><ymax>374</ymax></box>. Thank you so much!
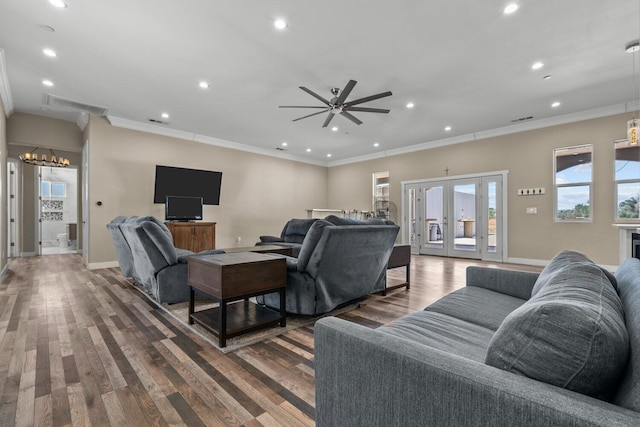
<box><xmin>453</xmin><ymin>183</ymin><xmax>476</xmax><ymax>251</ymax></box>
<box><xmin>487</xmin><ymin>181</ymin><xmax>497</xmax><ymax>253</ymax></box>
<box><xmin>425</xmin><ymin>186</ymin><xmax>444</xmax><ymax>248</ymax></box>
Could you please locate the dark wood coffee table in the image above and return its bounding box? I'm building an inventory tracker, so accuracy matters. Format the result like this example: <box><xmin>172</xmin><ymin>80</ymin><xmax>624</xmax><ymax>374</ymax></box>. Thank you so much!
<box><xmin>187</xmin><ymin>252</ymin><xmax>286</xmax><ymax>348</ymax></box>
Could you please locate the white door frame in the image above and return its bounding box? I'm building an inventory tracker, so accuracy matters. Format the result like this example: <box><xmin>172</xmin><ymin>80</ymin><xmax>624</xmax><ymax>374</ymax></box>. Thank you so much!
<box><xmin>401</xmin><ymin>170</ymin><xmax>508</xmax><ymax>262</ymax></box>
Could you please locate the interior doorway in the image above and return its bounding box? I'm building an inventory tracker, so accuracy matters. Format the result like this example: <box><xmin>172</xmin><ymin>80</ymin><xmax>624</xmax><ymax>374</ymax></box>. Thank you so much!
<box><xmin>403</xmin><ymin>171</ymin><xmax>507</xmax><ymax>262</ymax></box>
<box><xmin>38</xmin><ymin>166</ymin><xmax>78</xmax><ymax>255</ymax></box>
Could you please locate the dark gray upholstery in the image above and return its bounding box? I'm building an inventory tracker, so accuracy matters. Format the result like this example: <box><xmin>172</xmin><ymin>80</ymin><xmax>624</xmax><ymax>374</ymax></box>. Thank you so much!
<box><xmin>613</xmin><ymin>258</ymin><xmax>640</xmax><ymax>411</ymax></box>
<box><xmin>256</xmin><ymin>218</ymin><xmax>318</xmax><ymax>256</ymax></box>
<box><xmin>257</xmin><ymin>222</ymin><xmax>399</xmax><ymax>315</ymax></box>
<box><xmin>118</xmin><ymin>217</ymin><xmax>223</xmax><ymax>304</ymax></box>
<box><xmin>106</xmin><ymin>216</ymin><xmax>136</xmax><ymax>278</ymax></box>
<box><xmin>315</xmin><ymin>252</ymin><xmax>640</xmax><ymax>426</ymax></box>
<box><xmin>486</xmin><ymin>255</ymin><xmax>628</xmax><ymax>400</ymax></box>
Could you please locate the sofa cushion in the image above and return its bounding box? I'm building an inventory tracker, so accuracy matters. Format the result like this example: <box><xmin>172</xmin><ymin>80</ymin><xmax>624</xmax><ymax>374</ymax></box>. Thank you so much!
<box><xmin>378</xmin><ymin>311</ymin><xmax>494</xmax><ymax>362</ymax></box>
<box><xmin>324</xmin><ymin>215</ymin><xmax>388</xmax><ymax>225</ymax></box>
<box><xmin>425</xmin><ymin>287</ymin><xmax>527</xmax><ymax>331</ymax></box>
<box><xmin>486</xmin><ymin>255</ymin><xmax>629</xmax><ymax>400</ymax></box>
<box><xmin>531</xmin><ymin>250</ymin><xmax>616</xmax><ymax>296</ymax></box>
<box><xmin>612</xmin><ymin>257</ymin><xmax>640</xmax><ymax>411</ymax></box>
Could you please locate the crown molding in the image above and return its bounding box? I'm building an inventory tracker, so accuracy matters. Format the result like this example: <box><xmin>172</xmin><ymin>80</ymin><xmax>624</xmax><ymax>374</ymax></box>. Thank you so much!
<box><xmin>106</xmin><ymin>116</ymin><xmax>328</xmax><ymax>167</ymax></box>
<box><xmin>0</xmin><ymin>49</ymin><xmax>15</xmax><ymax>117</ymax></box>
<box><xmin>327</xmin><ymin>103</ymin><xmax>631</xmax><ymax>167</ymax></box>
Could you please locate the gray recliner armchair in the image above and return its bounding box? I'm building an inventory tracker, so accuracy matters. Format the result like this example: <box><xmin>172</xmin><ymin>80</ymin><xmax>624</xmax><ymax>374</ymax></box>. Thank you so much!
<box><xmin>111</xmin><ymin>216</ymin><xmax>222</xmax><ymax>304</ymax></box>
<box><xmin>255</xmin><ymin>218</ymin><xmax>318</xmax><ymax>257</ymax></box>
<box><xmin>257</xmin><ymin>219</ymin><xmax>399</xmax><ymax>315</ymax></box>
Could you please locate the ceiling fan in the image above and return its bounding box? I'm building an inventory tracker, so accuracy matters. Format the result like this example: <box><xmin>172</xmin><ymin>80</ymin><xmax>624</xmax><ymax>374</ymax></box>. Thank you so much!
<box><xmin>279</xmin><ymin>80</ymin><xmax>392</xmax><ymax>128</ymax></box>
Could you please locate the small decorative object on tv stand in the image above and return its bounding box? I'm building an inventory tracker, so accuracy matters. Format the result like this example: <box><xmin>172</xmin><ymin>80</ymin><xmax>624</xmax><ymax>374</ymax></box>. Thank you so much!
<box><xmin>19</xmin><ymin>147</ymin><xmax>70</xmax><ymax>167</ymax></box>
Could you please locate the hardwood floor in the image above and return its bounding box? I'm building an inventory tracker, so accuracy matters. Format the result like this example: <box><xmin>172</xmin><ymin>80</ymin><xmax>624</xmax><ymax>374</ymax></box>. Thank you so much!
<box><xmin>0</xmin><ymin>254</ymin><xmax>542</xmax><ymax>426</ymax></box>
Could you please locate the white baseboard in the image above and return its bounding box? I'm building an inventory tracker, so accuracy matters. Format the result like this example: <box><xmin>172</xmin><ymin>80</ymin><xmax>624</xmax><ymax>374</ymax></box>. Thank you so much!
<box><xmin>20</xmin><ymin>251</ymin><xmax>37</xmax><ymax>257</ymax></box>
<box><xmin>87</xmin><ymin>261</ymin><xmax>119</xmax><ymax>270</ymax></box>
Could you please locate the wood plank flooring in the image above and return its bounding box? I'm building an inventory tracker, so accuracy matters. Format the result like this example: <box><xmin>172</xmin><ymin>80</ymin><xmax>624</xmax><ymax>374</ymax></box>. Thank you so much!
<box><xmin>0</xmin><ymin>254</ymin><xmax>542</xmax><ymax>426</ymax></box>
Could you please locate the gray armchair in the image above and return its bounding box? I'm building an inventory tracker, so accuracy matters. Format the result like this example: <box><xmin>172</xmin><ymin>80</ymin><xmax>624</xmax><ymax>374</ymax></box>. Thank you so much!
<box><xmin>107</xmin><ymin>216</ymin><xmax>137</xmax><ymax>278</ymax></box>
<box><xmin>257</xmin><ymin>220</ymin><xmax>399</xmax><ymax>315</ymax></box>
<box><xmin>116</xmin><ymin>217</ymin><xmax>222</xmax><ymax>304</ymax></box>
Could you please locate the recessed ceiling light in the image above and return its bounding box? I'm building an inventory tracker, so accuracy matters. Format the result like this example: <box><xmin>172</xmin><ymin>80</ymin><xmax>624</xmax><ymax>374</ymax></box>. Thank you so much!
<box><xmin>43</xmin><ymin>48</ymin><xmax>57</xmax><ymax>57</ymax></box>
<box><xmin>503</xmin><ymin>3</ymin><xmax>519</xmax><ymax>14</ymax></box>
<box><xmin>406</xmin><ymin>102</ymin><xmax>415</xmax><ymax>109</ymax></box>
<box><xmin>199</xmin><ymin>81</ymin><xmax>209</xmax><ymax>89</ymax></box>
<box><xmin>543</xmin><ymin>75</ymin><xmax>552</xmax><ymax>80</ymax></box>
<box><xmin>274</xmin><ymin>18</ymin><xmax>287</xmax><ymax>30</ymax></box>
<box><xmin>531</xmin><ymin>62</ymin><xmax>544</xmax><ymax>70</ymax></box>
<box><xmin>626</xmin><ymin>40</ymin><xmax>640</xmax><ymax>53</ymax></box>
<box><xmin>48</xmin><ymin>0</ymin><xmax>67</xmax><ymax>8</ymax></box>
<box><xmin>42</xmin><ymin>79</ymin><xmax>54</xmax><ymax>87</ymax></box>
<box><xmin>306</xmin><ymin>148</ymin><xmax>311</xmax><ymax>152</ymax></box>
<box><xmin>161</xmin><ymin>113</ymin><xmax>169</xmax><ymax>119</ymax></box>
<box><xmin>445</xmin><ymin>126</ymin><xmax>452</xmax><ymax>131</ymax></box>
<box><xmin>281</xmin><ymin>142</ymin><xmax>288</xmax><ymax>146</ymax></box>
<box><xmin>551</xmin><ymin>101</ymin><xmax>561</xmax><ymax>108</ymax></box>
<box><xmin>373</xmin><ymin>142</ymin><xmax>380</xmax><ymax>147</ymax></box>
<box><xmin>331</xmin><ymin>126</ymin><xmax>338</xmax><ymax>132</ymax></box>
<box><xmin>327</xmin><ymin>154</ymin><xmax>332</xmax><ymax>158</ymax></box>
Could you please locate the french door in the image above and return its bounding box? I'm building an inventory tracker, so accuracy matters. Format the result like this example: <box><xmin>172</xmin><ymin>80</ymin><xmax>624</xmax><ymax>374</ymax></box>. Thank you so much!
<box><xmin>404</xmin><ymin>173</ymin><xmax>505</xmax><ymax>261</ymax></box>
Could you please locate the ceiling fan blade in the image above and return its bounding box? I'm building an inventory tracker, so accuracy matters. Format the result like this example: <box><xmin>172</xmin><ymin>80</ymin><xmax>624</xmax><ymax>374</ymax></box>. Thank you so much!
<box><xmin>344</xmin><ymin>106</ymin><xmax>390</xmax><ymax>113</ymax></box>
<box><xmin>322</xmin><ymin>112</ymin><xmax>336</xmax><ymax>128</ymax></box>
<box><xmin>340</xmin><ymin>111</ymin><xmax>363</xmax><ymax>125</ymax></box>
<box><xmin>335</xmin><ymin>80</ymin><xmax>357</xmax><ymax>105</ymax></box>
<box><xmin>279</xmin><ymin>106</ymin><xmax>329</xmax><ymax>109</ymax></box>
<box><xmin>293</xmin><ymin>108</ymin><xmax>330</xmax><ymax>121</ymax></box>
<box><xmin>300</xmin><ymin>86</ymin><xmax>331</xmax><ymax>106</ymax></box>
<box><xmin>346</xmin><ymin>91</ymin><xmax>393</xmax><ymax>107</ymax></box>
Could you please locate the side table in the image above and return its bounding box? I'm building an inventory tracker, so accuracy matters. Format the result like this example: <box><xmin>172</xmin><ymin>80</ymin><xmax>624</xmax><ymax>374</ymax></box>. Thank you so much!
<box><xmin>188</xmin><ymin>252</ymin><xmax>286</xmax><ymax>348</ymax></box>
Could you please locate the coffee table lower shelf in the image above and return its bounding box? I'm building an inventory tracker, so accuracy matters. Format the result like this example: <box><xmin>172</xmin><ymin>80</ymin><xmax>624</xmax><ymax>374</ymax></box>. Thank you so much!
<box><xmin>190</xmin><ymin>301</ymin><xmax>285</xmax><ymax>347</ymax></box>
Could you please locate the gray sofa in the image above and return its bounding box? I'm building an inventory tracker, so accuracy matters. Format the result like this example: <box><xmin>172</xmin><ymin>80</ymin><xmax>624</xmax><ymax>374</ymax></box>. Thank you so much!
<box><xmin>256</xmin><ymin>218</ymin><xmax>318</xmax><ymax>257</ymax></box>
<box><xmin>315</xmin><ymin>251</ymin><xmax>640</xmax><ymax>426</ymax></box>
<box><xmin>108</xmin><ymin>216</ymin><xmax>222</xmax><ymax>304</ymax></box>
<box><xmin>256</xmin><ymin>215</ymin><xmax>394</xmax><ymax>257</ymax></box>
<box><xmin>257</xmin><ymin>219</ymin><xmax>399</xmax><ymax>315</ymax></box>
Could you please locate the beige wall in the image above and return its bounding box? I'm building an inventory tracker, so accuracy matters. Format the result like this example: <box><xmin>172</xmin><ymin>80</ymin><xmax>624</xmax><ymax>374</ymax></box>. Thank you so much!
<box><xmin>3</xmin><ymin>110</ymin><xmax>634</xmax><ymax>267</ymax></box>
<box><xmin>86</xmin><ymin>116</ymin><xmax>328</xmax><ymax>265</ymax></box>
<box><xmin>7</xmin><ymin>112</ymin><xmax>83</xmax><ymax>152</ymax></box>
<box><xmin>6</xmin><ymin>113</ymin><xmax>83</xmax><ymax>255</ymax></box>
<box><xmin>0</xmin><ymin>98</ymin><xmax>6</xmax><ymax>273</ymax></box>
<box><xmin>328</xmin><ymin>113</ymin><xmax>631</xmax><ymax>266</ymax></box>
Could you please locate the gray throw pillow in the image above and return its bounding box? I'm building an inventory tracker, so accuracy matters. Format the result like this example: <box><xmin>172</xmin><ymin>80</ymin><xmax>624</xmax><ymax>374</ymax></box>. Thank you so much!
<box><xmin>486</xmin><ymin>260</ymin><xmax>629</xmax><ymax>400</ymax></box>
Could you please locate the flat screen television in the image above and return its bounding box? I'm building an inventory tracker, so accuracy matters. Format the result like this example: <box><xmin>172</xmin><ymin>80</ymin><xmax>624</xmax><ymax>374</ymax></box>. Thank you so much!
<box><xmin>165</xmin><ymin>196</ymin><xmax>203</xmax><ymax>221</ymax></box>
<box><xmin>153</xmin><ymin>165</ymin><xmax>222</xmax><ymax>205</ymax></box>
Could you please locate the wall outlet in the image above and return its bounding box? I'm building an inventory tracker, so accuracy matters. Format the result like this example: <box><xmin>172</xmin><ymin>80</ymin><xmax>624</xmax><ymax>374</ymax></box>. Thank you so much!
<box><xmin>526</xmin><ymin>207</ymin><xmax>538</xmax><ymax>214</ymax></box>
<box><xmin>236</xmin><ymin>236</ymin><xmax>242</xmax><ymax>243</ymax></box>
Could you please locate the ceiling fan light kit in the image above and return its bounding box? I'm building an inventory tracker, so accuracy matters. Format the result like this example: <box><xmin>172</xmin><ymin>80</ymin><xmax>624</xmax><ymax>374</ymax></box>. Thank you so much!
<box><xmin>279</xmin><ymin>79</ymin><xmax>392</xmax><ymax>128</ymax></box>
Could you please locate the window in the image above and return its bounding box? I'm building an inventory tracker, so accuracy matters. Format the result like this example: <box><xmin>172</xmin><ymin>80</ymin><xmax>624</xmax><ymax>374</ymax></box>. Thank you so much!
<box><xmin>554</xmin><ymin>145</ymin><xmax>592</xmax><ymax>221</ymax></box>
<box><xmin>615</xmin><ymin>139</ymin><xmax>640</xmax><ymax>220</ymax></box>
<box><xmin>41</xmin><ymin>181</ymin><xmax>66</xmax><ymax>198</ymax></box>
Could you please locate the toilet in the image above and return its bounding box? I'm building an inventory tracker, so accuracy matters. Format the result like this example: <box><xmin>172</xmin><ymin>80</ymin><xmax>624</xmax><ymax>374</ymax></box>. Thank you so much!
<box><xmin>57</xmin><ymin>233</ymin><xmax>69</xmax><ymax>248</ymax></box>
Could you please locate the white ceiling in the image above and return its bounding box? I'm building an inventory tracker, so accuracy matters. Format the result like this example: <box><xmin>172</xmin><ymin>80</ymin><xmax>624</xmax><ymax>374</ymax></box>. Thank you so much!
<box><xmin>0</xmin><ymin>0</ymin><xmax>638</xmax><ymax>165</ymax></box>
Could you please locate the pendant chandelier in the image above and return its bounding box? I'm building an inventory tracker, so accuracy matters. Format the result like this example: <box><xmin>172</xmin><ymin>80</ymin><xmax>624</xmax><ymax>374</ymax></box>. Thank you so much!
<box><xmin>628</xmin><ymin>36</ymin><xmax>640</xmax><ymax>146</ymax></box>
<box><xmin>19</xmin><ymin>147</ymin><xmax>70</xmax><ymax>168</ymax></box>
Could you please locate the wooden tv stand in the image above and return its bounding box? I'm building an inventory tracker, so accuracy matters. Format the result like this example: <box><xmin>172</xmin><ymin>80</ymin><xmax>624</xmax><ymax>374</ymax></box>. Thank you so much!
<box><xmin>166</xmin><ymin>221</ymin><xmax>216</xmax><ymax>252</ymax></box>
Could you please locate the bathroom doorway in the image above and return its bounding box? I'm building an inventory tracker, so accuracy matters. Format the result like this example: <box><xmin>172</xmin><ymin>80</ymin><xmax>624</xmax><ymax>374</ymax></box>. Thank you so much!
<box><xmin>38</xmin><ymin>166</ymin><xmax>78</xmax><ymax>255</ymax></box>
